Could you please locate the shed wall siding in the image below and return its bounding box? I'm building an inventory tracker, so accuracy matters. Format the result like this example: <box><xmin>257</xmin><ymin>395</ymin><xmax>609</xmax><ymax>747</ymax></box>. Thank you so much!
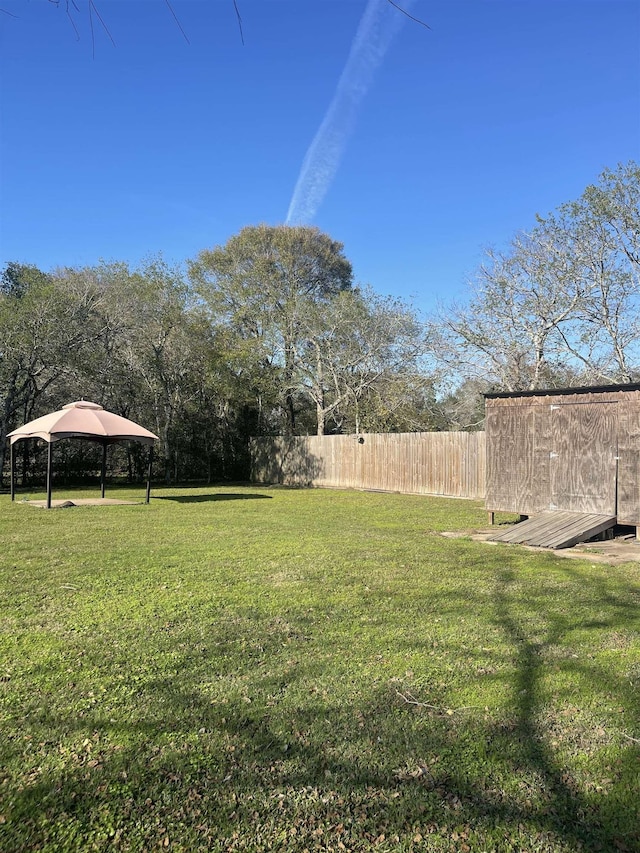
<box><xmin>617</xmin><ymin>396</ymin><xmax>640</xmax><ymax>524</ymax></box>
<box><xmin>486</xmin><ymin>388</ymin><xmax>640</xmax><ymax>524</ymax></box>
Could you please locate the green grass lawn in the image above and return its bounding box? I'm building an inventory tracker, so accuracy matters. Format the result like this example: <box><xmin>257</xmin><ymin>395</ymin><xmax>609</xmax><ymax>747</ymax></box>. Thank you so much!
<box><xmin>1</xmin><ymin>485</ymin><xmax>639</xmax><ymax>853</ymax></box>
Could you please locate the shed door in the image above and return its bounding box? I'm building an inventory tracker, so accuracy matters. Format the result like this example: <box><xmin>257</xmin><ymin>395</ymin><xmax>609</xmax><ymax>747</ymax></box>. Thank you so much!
<box><xmin>486</xmin><ymin>404</ymin><xmax>541</xmax><ymax>513</ymax></box>
<box><xmin>549</xmin><ymin>402</ymin><xmax>618</xmax><ymax>514</ymax></box>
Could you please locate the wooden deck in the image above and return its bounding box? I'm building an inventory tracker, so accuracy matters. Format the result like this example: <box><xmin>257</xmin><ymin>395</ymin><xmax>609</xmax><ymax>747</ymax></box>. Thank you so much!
<box><xmin>488</xmin><ymin>511</ymin><xmax>617</xmax><ymax>549</ymax></box>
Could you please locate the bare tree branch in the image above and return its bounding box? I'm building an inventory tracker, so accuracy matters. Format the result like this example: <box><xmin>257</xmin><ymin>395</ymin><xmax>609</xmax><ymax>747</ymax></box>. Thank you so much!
<box><xmin>165</xmin><ymin>0</ymin><xmax>190</xmax><ymax>45</ymax></box>
<box><xmin>90</xmin><ymin>0</ymin><xmax>115</xmax><ymax>46</ymax></box>
<box><xmin>65</xmin><ymin>0</ymin><xmax>81</xmax><ymax>42</ymax></box>
<box><xmin>87</xmin><ymin>0</ymin><xmax>115</xmax><ymax>57</ymax></box>
<box><xmin>233</xmin><ymin>0</ymin><xmax>245</xmax><ymax>46</ymax></box>
<box><xmin>386</xmin><ymin>0</ymin><xmax>431</xmax><ymax>30</ymax></box>
<box><xmin>2</xmin><ymin>1</ymin><xmax>420</xmax><ymax>51</ymax></box>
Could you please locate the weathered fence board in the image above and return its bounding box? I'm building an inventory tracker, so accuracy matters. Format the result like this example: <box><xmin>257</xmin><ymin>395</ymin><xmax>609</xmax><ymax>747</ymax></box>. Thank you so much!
<box><xmin>250</xmin><ymin>432</ymin><xmax>486</xmax><ymax>499</ymax></box>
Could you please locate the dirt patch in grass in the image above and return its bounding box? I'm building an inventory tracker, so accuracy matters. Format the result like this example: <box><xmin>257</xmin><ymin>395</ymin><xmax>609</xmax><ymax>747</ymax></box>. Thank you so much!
<box><xmin>24</xmin><ymin>498</ymin><xmax>142</xmax><ymax>508</ymax></box>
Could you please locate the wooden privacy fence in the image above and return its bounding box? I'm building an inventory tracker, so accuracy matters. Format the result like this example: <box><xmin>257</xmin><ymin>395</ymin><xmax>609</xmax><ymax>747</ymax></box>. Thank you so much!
<box><xmin>250</xmin><ymin>432</ymin><xmax>486</xmax><ymax>499</ymax></box>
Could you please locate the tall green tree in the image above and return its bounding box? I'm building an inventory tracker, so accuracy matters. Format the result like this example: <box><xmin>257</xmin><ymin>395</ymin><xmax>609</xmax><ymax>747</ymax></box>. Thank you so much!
<box><xmin>0</xmin><ymin>263</ymin><xmax>83</xmax><ymax>482</ymax></box>
<box><xmin>113</xmin><ymin>257</ymin><xmax>197</xmax><ymax>481</ymax></box>
<box><xmin>190</xmin><ymin>224</ymin><xmax>353</xmax><ymax>434</ymax></box>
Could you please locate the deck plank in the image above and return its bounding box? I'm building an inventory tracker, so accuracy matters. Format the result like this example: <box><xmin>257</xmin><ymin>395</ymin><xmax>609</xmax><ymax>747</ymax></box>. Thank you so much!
<box><xmin>489</xmin><ymin>511</ymin><xmax>616</xmax><ymax>549</ymax></box>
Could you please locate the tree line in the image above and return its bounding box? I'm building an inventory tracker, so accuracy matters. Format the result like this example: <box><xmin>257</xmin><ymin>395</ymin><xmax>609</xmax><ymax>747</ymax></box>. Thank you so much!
<box><xmin>1</xmin><ymin>161</ymin><xmax>638</xmax><ymax>486</ymax></box>
<box><xmin>0</xmin><ymin>226</ymin><xmax>438</xmax><ymax>486</ymax></box>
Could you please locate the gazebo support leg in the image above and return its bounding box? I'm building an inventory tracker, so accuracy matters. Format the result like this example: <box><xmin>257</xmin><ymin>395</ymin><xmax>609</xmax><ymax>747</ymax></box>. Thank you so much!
<box><xmin>10</xmin><ymin>442</ymin><xmax>15</xmax><ymax>501</ymax></box>
<box><xmin>46</xmin><ymin>441</ymin><xmax>53</xmax><ymax>509</ymax></box>
<box><xmin>100</xmin><ymin>442</ymin><xmax>108</xmax><ymax>499</ymax></box>
<box><xmin>146</xmin><ymin>447</ymin><xmax>153</xmax><ymax>504</ymax></box>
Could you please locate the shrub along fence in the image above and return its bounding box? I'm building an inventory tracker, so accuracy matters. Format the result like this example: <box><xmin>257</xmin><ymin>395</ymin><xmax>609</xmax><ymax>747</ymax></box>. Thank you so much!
<box><xmin>250</xmin><ymin>431</ymin><xmax>486</xmax><ymax>499</ymax></box>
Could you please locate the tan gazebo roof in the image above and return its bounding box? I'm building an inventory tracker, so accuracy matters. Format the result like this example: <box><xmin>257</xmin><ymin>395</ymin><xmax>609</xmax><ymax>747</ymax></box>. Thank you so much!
<box><xmin>8</xmin><ymin>400</ymin><xmax>158</xmax><ymax>445</ymax></box>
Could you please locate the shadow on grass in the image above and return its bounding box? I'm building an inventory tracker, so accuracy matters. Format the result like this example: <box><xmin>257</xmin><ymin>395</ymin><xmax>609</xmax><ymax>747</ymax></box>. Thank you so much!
<box><xmin>2</xmin><ymin>557</ymin><xmax>639</xmax><ymax>851</ymax></box>
<box><xmin>487</xmin><ymin>564</ymin><xmax>639</xmax><ymax>852</ymax></box>
<box><xmin>153</xmin><ymin>493</ymin><xmax>273</xmax><ymax>503</ymax></box>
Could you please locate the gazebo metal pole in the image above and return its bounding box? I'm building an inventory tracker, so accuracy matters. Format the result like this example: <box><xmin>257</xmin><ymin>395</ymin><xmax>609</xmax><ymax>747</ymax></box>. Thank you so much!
<box><xmin>10</xmin><ymin>442</ymin><xmax>15</xmax><ymax>501</ymax></box>
<box><xmin>46</xmin><ymin>440</ymin><xmax>53</xmax><ymax>510</ymax></box>
<box><xmin>100</xmin><ymin>441</ymin><xmax>108</xmax><ymax>499</ymax></box>
<box><xmin>145</xmin><ymin>445</ymin><xmax>153</xmax><ymax>504</ymax></box>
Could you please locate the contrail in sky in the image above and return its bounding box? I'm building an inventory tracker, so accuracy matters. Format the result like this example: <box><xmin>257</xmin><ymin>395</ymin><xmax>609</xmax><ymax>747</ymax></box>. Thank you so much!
<box><xmin>286</xmin><ymin>0</ymin><xmax>412</xmax><ymax>225</ymax></box>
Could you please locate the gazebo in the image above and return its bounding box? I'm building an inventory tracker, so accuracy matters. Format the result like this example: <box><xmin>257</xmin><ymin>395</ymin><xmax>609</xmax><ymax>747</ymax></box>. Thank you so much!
<box><xmin>7</xmin><ymin>401</ymin><xmax>159</xmax><ymax>509</ymax></box>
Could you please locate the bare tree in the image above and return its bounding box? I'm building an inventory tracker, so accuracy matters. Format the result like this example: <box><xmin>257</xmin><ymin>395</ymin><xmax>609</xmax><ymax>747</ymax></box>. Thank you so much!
<box><xmin>295</xmin><ymin>289</ymin><xmax>428</xmax><ymax>435</ymax></box>
<box><xmin>433</xmin><ymin>231</ymin><xmax>586</xmax><ymax>393</ymax></box>
<box><xmin>431</xmin><ymin>162</ymin><xmax>640</xmax><ymax>393</ymax></box>
<box><xmin>555</xmin><ymin>162</ymin><xmax>640</xmax><ymax>382</ymax></box>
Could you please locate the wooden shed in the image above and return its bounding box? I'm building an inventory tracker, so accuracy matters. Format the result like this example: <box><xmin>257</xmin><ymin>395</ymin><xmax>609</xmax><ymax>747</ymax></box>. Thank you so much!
<box><xmin>485</xmin><ymin>383</ymin><xmax>640</xmax><ymax>547</ymax></box>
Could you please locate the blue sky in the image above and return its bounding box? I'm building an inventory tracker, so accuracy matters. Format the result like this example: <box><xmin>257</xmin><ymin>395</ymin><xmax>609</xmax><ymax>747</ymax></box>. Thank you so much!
<box><xmin>1</xmin><ymin>0</ymin><xmax>639</xmax><ymax>313</ymax></box>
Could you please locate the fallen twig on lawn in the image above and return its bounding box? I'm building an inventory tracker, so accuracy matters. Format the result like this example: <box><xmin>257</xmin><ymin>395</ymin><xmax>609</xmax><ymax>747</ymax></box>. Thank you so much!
<box><xmin>395</xmin><ymin>689</ymin><xmax>483</xmax><ymax>715</ymax></box>
<box><xmin>619</xmin><ymin>730</ymin><xmax>640</xmax><ymax>744</ymax></box>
